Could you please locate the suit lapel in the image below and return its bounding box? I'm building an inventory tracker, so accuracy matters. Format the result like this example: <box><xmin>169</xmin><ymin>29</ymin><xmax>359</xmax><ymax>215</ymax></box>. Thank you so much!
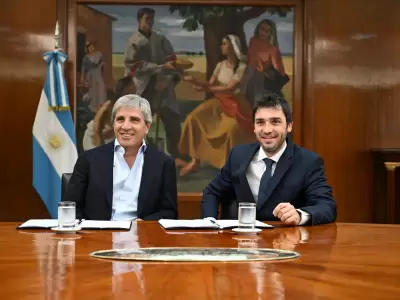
<box><xmin>238</xmin><ymin>144</ymin><xmax>260</xmax><ymax>203</ymax></box>
<box><xmin>137</xmin><ymin>145</ymin><xmax>157</xmax><ymax>214</ymax></box>
<box><xmin>257</xmin><ymin>141</ymin><xmax>294</xmax><ymax>209</ymax></box>
<box><xmin>99</xmin><ymin>142</ymin><xmax>114</xmax><ymax>208</ymax></box>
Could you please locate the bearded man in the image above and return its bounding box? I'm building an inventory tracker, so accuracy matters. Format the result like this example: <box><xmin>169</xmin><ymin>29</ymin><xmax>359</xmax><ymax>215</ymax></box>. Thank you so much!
<box><xmin>201</xmin><ymin>93</ymin><xmax>336</xmax><ymax>226</ymax></box>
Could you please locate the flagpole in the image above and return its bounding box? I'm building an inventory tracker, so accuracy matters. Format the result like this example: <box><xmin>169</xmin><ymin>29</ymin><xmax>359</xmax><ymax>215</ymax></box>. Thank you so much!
<box><xmin>32</xmin><ymin>20</ymin><xmax>78</xmax><ymax>218</ymax></box>
<box><xmin>54</xmin><ymin>21</ymin><xmax>60</xmax><ymax>50</ymax></box>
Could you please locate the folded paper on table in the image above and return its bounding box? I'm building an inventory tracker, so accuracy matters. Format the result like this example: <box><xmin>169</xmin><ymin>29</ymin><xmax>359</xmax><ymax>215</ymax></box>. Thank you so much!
<box><xmin>158</xmin><ymin>218</ymin><xmax>273</xmax><ymax>230</ymax></box>
<box><xmin>17</xmin><ymin>219</ymin><xmax>132</xmax><ymax>230</ymax></box>
<box><xmin>78</xmin><ymin>220</ymin><xmax>132</xmax><ymax>230</ymax></box>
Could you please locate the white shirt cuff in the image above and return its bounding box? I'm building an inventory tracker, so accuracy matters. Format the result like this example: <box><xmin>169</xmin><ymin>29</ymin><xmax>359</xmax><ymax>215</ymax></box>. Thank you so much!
<box><xmin>296</xmin><ymin>209</ymin><xmax>310</xmax><ymax>225</ymax></box>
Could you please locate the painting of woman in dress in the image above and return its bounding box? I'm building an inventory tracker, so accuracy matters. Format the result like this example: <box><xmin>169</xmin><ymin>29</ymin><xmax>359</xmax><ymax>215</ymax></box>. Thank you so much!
<box><xmin>245</xmin><ymin>19</ymin><xmax>290</xmax><ymax>105</ymax></box>
<box><xmin>80</xmin><ymin>41</ymin><xmax>107</xmax><ymax>112</ymax></box>
<box><xmin>178</xmin><ymin>35</ymin><xmax>256</xmax><ymax>176</ymax></box>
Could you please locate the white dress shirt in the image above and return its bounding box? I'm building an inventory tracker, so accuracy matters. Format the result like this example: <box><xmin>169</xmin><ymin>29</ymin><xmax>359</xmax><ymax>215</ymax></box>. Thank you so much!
<box><xmin>245</xmin><ymin>141</ymin><xmax>310</xmax><ymax>225</ymax></box>
<box><xmin>112</xmin><ymin>139</ymin><xmax>146</xmax><ymax>221</ymax></box>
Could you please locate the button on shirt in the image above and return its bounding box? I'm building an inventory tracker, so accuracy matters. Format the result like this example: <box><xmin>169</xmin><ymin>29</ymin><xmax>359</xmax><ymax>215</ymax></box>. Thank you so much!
<box><xmin>245</xmin><ymin>141</ymin><xmax>310</xmax><ymax>225</ymax></box>
<box><xmin>112</xmin><ymin>139</ymin><xmax>146</xmax><ymax>221</ymax></box>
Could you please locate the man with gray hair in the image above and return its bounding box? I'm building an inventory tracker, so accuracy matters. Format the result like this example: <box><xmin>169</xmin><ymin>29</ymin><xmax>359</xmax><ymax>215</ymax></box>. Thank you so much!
<box><xmin>63</xmin><ymin>94</ymin><xmax>178</xmax><ymax>221</ymax></box>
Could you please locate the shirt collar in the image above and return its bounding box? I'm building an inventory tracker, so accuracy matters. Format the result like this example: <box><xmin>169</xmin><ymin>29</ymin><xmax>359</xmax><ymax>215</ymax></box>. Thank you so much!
<box><xmin>257</xmin><ymin>141</ymin><xmax>287</xmax><ymax>163</ymax></box>
<box><xmin>114</xmin><ymin>139</ymin><xmax>147</xmax><ymax>154</ymax></box>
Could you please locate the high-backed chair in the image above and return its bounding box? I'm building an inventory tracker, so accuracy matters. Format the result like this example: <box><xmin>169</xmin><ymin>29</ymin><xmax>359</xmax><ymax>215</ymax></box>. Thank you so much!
<box><xmin>61</xmin><ymin>173</ymin><xmax>72</xmax><ymax>201</ymax></box>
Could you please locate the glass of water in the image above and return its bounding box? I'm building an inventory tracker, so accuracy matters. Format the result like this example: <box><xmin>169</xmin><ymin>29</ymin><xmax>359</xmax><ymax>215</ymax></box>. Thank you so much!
<box><xmin>58</xmin><ymin>201</ymin><xmax>76</xmax><ymax>228</ymax></box>
<box><xmin>238</xmin><ymin>202</ymin><xmax>256</xmax><ymax>230</ymax></box>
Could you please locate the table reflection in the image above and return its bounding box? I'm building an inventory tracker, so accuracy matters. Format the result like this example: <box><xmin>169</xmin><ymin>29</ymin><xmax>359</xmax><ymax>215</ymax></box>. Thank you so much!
<box><xmin>272</xmin><ymin>226</ymin><xmax>309</xmax><ymax>250</ymax></box>
<box><xmin>233</xmin><ymin>227</ymin><xmax>308</xmax><ymax>250</ymax></box>
<box><xmin>26</xmin><ymin>222</ymin><xmax>342</xmax><ymax>299</ymax></box>
<box><xmin>231</xmin><ymin>225</ymin><xmax>337</xmax><ymax>300</ymax></box>
<box><xmin>111</xmin><ymin>222</ymin><xmax>145</xmax><ymax>295</ymax></box>
<box><xmin>34</xmin><ymin>233</ymin><xmax>77</xmax><ymax>300</ymax></box>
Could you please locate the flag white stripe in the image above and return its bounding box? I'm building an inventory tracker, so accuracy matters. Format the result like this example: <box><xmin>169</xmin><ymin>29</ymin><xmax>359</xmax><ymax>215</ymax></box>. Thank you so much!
<box><xmin>48</xmin><ymin>60</ymin><xmax>56</xmax><ymax>108</ymax></box>
<box><xmin>57</xmin><ymin>61</ymin><xmax>67</xmax><ymax>107</ymax></box>
<box><xmin>33</xmin><ymin>90</ymin><xmax>77</xmax><ymax>177</ymax></box>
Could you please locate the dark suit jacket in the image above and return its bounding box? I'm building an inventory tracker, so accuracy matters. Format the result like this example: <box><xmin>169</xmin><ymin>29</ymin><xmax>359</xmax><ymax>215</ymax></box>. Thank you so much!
<box><xmin>201</xmin><ymin>140</ymin><xmax>336</xmax><ymax>225</ymax></box>
<box><xmin>63</xmin><ymin>141</ymin><xmax>178</xmax><ymax>220</ymax></box>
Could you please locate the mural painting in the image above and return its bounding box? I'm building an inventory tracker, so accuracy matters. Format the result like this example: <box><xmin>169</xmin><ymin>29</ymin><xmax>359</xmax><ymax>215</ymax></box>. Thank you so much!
<box><xmin>75</xmin><ymin>4</ymin><xmax>294</xmax><ymax>192</ymax></box>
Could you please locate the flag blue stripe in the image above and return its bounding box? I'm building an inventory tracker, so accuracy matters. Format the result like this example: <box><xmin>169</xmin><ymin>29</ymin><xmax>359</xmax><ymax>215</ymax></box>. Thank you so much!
<box><xmin>32</xmin><ymin>136</ymin><xmax>61</xmax><ymax>218</ymax></box>
<box><xmin>55</xmin><ymin>111</ymin><xmax>76</xmax><ymax>144</ymax></box>
<box><xmin>42</xmin><ymin>84</ymin><xmax>76</xmax><ymax>144</ymax></box>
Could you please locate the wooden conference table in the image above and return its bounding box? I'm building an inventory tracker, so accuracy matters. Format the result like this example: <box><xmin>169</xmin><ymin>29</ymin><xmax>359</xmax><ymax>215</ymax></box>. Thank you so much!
<box><xmin>0</xmin><ymin>221</ymin><xmax>399</xmax><ymax>299</ymax></box>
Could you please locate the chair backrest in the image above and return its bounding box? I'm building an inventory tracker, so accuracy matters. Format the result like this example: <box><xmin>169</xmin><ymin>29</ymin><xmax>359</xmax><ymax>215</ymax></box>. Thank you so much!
<box><xmin>61</xmin><ymin>173</ymin><xmax>72</xmax><ymax>201</ymax></box>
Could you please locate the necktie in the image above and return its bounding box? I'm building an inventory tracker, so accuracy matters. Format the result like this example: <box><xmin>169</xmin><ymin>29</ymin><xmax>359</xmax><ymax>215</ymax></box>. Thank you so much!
<box><xmin>258</xmin><ymin>158</ymin><xmax>274</xmax><ymax>204</ymax></box>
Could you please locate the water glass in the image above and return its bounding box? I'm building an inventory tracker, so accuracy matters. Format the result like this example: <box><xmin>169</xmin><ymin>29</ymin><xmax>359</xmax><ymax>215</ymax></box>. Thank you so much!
<box><xmin>238</xmin><ymin>202</ymin><xmax>256</xmax><ymax>229</ymax></box>
<box><xmin>58</xmin><ymin>201</ymin><xmax>76</xmax><ymax>228</ymax></box>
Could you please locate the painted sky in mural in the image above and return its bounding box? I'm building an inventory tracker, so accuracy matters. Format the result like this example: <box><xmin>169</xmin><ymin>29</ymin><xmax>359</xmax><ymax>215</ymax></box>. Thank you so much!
<box><xmin>90</xmin><ymin>5</ymin><xmax>294</xmax><ymax>54</ymax></box>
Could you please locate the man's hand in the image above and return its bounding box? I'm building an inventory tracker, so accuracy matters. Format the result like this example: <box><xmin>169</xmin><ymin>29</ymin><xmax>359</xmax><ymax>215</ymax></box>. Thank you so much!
<box><xmin>273</xmin><ymin>203</ymin><xmax>301</xmax><ymax>225</ymax></box>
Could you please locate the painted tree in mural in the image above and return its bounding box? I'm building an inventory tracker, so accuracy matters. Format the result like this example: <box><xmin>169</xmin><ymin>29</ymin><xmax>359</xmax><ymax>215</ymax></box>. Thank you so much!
<box><xmin>169</xmin><ymin>5</ymin><xmax>292</xmax><ymax>81</ymax></box>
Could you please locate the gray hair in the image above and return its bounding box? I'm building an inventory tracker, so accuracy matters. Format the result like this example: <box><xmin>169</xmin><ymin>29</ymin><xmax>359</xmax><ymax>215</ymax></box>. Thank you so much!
<box><xmin>111</xmin><ymin>94</ymin><xmax>152</xmax><ymax>124</ymax></box>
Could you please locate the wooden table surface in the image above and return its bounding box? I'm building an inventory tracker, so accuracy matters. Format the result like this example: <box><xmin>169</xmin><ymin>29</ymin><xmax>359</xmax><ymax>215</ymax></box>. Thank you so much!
<box><xmin>1</xmin><ymin>221</ymin><xmax>399</xmax><ymax>299</ymax></box>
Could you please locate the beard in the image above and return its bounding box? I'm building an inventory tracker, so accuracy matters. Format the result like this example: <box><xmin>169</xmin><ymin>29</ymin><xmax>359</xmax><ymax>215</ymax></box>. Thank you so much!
<box><xmin>259</xmin><ymin>131</ymin><xmax>287</xmax><ymax>156</ymax></box>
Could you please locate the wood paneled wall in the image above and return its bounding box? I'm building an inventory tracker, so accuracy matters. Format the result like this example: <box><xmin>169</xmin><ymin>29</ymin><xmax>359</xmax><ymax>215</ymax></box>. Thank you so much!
<box><xmin>0</xmin><ymin>0</ymin><xmax>399</xmax><ymax>222</ymax></box>
<box><xmin>0</xmin><ymin>0</ymin><xmax>56</xmax><ymax>220</ymax></box>
<box><xmin>303</xmin><ymin>0</ymin><xmax>400</xmax><ymax>222</ymax></box>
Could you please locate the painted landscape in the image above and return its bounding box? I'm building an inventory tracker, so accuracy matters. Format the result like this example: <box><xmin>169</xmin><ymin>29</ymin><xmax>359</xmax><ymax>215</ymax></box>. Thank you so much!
<box><xmin>112</xmin><ymin>53</ymin><xmax>293</xmax><ymax>104</ymax></box>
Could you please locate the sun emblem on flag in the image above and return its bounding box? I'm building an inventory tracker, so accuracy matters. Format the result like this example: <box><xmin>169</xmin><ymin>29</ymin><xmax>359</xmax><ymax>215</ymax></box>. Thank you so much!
<box><xmin>48</xmin><ymin>135</ymin><xmax>62</xmax><ymax>149</ymax></box>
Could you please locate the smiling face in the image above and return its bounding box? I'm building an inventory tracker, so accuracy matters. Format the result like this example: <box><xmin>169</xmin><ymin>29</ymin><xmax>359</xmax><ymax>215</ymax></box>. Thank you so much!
<box><xmin>113</xmin><ymin>107</ymin><xmax>150</xmax><ymax>150</ymax></box>
<box><xmin>254</xmin><ymin>106</ymin><xmax>292</xmax><ymax>156</ymax></box>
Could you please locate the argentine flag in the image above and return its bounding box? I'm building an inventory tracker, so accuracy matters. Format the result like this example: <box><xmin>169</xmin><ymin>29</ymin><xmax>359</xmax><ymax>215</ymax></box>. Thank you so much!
<box><xmin>32</xmin><ymin>50</ymin><xmax>78</xmax><ymax>218</ymax></box>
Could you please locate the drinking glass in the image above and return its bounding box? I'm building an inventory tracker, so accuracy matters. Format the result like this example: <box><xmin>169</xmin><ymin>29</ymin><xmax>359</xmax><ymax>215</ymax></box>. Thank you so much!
<box><xmin>238</xmin><ymin>202</ymin><xmax>256</xmax><ymax>229</ymax></box>
<box><xmin>58</xmin><ymin>201</ymin><xmax>76</xmax><ymax>228</ymax></box>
